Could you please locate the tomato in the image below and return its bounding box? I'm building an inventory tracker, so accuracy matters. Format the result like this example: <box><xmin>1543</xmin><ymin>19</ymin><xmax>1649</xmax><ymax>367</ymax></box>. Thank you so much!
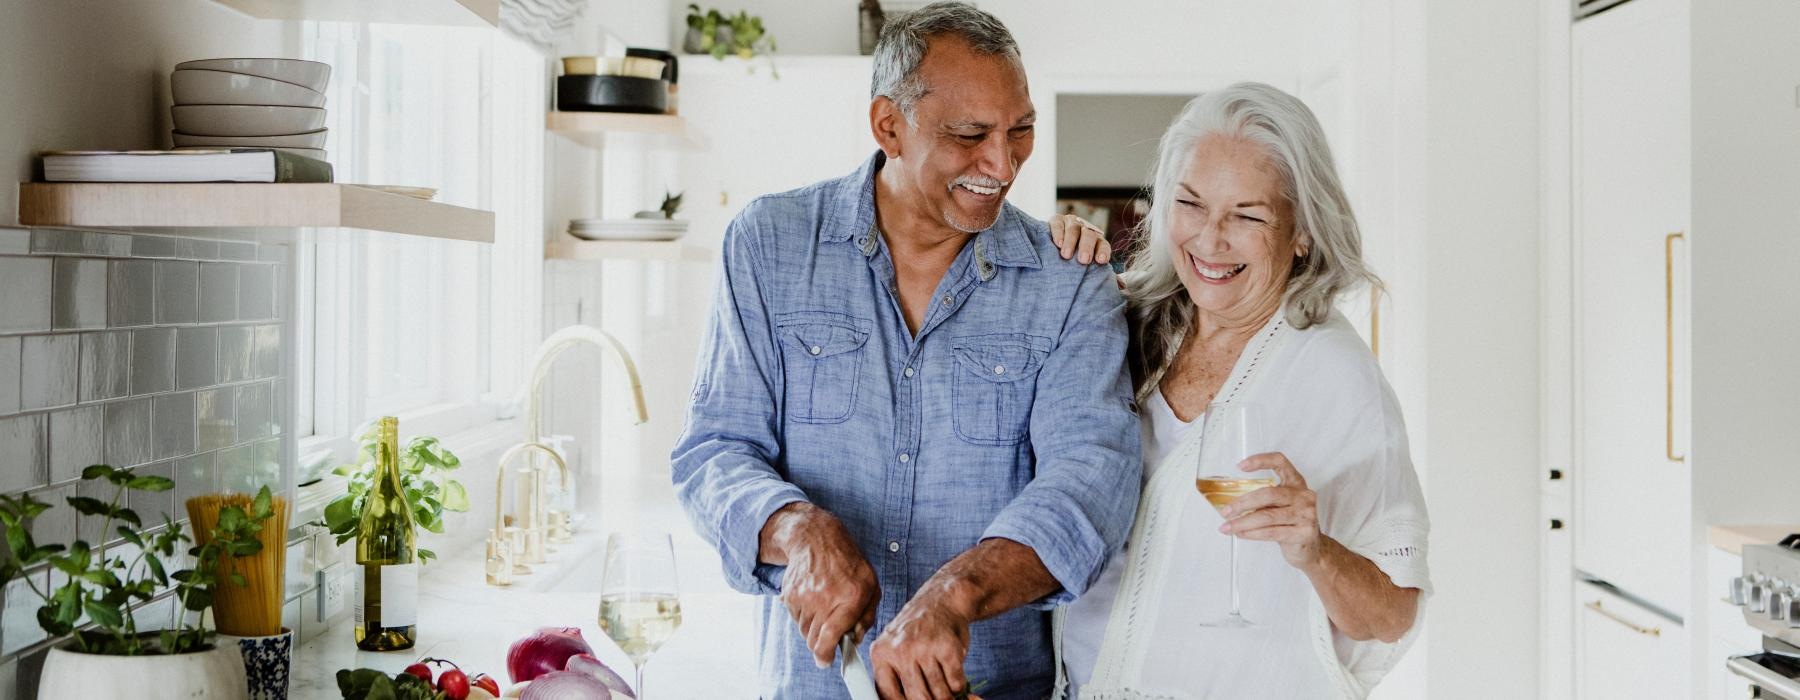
<box><xmin>471</xmin><ymin>674</ymin><xmax>501</xmax><ymax>697</ymax></box>
<box><xmin>438</xmin><ymin>668</ymin><xmax>470</xmax><ymax>700</ymax></box>
<box><xmin>402</xmin><ymin>662</ymin><xmax>433</xmax><ymax>683</ymax></box>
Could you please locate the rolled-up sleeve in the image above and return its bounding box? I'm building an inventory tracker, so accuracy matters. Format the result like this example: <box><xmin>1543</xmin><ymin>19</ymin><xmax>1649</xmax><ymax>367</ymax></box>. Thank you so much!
<box><xmin>671</xmin><ymin>218</ymin><xmax>809</xmax><ymax>596</ymax></box>
<box><xmin>981</xmin><ymin>263</ymin><xmax>1142</xmax><ymax>608</ymax></box>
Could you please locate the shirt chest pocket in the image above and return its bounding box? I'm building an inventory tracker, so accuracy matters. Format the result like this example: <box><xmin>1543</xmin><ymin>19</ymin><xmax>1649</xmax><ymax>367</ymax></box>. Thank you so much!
<box><xmin>776</xmin><ymin>311</ymin><xmax>872</xmax><ymax>424</ymax></box>
<box><xmin>950</xmin><ymin>334</ymin><xmax>1050</xmax><ymax>445</ymax></box>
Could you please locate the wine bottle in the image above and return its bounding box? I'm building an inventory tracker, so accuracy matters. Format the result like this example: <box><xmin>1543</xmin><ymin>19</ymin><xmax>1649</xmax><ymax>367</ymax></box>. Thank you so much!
<box><xmin>354</xmin><ymin>416</ymin><xmax>418</xmax><ymax>651</ymax></box>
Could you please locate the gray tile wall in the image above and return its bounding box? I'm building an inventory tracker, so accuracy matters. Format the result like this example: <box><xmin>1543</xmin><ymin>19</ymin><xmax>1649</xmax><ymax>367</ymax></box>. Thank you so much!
<box><xmin>0</xmin><ymin>227</ymin><xmax>291</xmax><ymax>662</ymax></box>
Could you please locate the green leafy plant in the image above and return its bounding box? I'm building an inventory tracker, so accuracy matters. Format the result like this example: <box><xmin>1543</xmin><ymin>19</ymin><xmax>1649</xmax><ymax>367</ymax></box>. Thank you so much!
<box><xmin>320</xmin><ymin>423</ymin><xmax>468</xmax><ymax>564</ymax></box>
<box><xmin>337</xmin><ymin>667</ymin><xmax>445</xmax><ymax>700</ymax></box>
<box><xmin>0</xmin><ymin>466</ymin><xmax>275</xmax><ymax>656</ymax></box>
<box><xmin>685</xmin><ymin>4</ymin><xmax>780</xmax><ymax>77</ymax></box>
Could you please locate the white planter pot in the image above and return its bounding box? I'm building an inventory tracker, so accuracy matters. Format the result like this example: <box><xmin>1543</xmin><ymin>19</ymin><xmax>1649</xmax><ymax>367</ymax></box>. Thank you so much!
<box><xmin>38</xmin><ymin>642</ymin><xmax>248</xmax><ymax>700</ymax></box>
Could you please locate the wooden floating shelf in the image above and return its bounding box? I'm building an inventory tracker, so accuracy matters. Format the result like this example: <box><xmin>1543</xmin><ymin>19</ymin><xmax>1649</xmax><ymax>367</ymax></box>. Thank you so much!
<box><xmin>545</xmin><ymin>237</ymin><xmax>702</xmax><ymax>262</ymax></box>
<box><xmin>210</xmin><ymin>0</ymin><xmax>498</xmax><ymax>27</ymax></box>
<box><xmin>546</xmin><ymin>112</ymin><xmax>688</xmax><ymax>148</ymax></box>
<box><xmin>19</xmin><ymin>183</ymin><xmax>494</xmax><ymax>243</ymax></box>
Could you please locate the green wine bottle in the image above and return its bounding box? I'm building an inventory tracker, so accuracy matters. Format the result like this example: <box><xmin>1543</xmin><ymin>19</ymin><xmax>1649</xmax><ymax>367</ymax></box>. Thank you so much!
<box><xmin>354</xmin><ymin>416</ymin><xmax>418</xmax><ymax>651</ymax></box>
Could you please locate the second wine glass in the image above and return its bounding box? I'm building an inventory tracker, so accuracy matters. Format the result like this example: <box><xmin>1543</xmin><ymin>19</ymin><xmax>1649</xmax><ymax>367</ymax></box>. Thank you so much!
<box><xmin>1194</xmin><ymin>402</ymin><xmax>1274</xmax><ymax>627</ymax></box>
<box><xmin>598</xmin><ymin>531</ymin><xmax>683</xmax><ymax>698</ymax></box>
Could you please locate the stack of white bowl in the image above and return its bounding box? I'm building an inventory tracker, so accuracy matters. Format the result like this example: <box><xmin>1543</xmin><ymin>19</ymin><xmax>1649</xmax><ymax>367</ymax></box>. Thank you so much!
<box><xmin>170</xmin><ymin>58</ymin><xmax>331</xmax><ymax>162</ymax></box>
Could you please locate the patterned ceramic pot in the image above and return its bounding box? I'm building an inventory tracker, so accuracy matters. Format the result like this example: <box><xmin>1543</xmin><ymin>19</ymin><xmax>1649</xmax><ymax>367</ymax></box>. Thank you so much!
<box><xmin>218</xmin><ymin>628</ymin><xmax>294</xmax><ymax>700</ymax></box>
<box><xmin>38</xmin><ymin>641</ymin><xmax>247</xmax><ymax>699</ymax></box>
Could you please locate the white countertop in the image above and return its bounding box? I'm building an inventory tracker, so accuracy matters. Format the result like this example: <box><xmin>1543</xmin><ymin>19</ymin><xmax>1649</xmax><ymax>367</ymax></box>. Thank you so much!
<box><xmin>292</xmin><ymin>498</ymin><xmax>757</xmax><ymax>698</ymax></box>
<box><xmin>1708</xmin><ymin>524</ymin><xmax>1800</xmax><ymax>557</ymax></box>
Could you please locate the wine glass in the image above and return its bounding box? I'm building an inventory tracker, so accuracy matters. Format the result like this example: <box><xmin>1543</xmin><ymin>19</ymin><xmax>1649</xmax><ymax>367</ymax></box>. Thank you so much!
<box><xmin>598</xmin><ymin>531</ymin><xmax>683</xmax><ymax>698</ymax></box>
<box><xmin>1194</xmin><ymin>402</ymin><xmax>1275</xmax><ymax>627</ymax></box>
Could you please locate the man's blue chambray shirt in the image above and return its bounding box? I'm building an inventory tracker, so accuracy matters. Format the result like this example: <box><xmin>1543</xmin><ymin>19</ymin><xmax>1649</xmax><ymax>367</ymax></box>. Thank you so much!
<box><xmin>672</xmin><ymin>152</ymin><xmax>1142</xmax><ymax>699</ymax></box>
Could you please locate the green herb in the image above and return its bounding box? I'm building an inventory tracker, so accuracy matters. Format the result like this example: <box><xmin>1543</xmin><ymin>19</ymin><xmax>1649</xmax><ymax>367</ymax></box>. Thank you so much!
<box><xmin>319</xmin><ymin>423</ymin><xmax>467</xmax><ymax>565</ymax></box>
<box><xmin>336</xmin><ymin>668</ymin><xmax>446</xmax><ymax>700</ymax></box>
<box><xmin>0</xmin><ymin>466</ymin><xmax>275</xmax><ymax>656</ymax></box>
<box><xmin>685</xmin><ymin>3</ymin><xmax>780</xmax><ymax>77</ymax></box>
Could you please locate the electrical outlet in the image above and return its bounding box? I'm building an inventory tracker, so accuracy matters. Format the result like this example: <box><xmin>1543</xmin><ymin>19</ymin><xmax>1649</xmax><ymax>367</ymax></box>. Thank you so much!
<box><xmin>317</xmin><ymin>562</ymin><xmax>347</xmax><ymax>622</ymax></box>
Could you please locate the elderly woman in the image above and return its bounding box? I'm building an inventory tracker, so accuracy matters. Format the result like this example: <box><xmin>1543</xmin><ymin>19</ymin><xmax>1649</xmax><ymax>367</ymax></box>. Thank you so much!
<box><xmin>1048</xmin><ymin>82</ymin><xmax>1430</xmax><ymax>699</ymax></box>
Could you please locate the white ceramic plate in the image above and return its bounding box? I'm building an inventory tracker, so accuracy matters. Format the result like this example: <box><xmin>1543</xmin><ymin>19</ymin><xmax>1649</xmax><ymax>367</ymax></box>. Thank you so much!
<box><xmin>173</xmin><ymin>105</ymin><xmax>326</xmax><ymax>137</ymax></box>
<box><xmin>568</xmin><ymin>225</ymin><xmax>685</xmax><ymax>241</ymax></box>
<box><xmin>172</xmin><ymin>129</ymin><xmax>327</xmax><ymax>149</ymax></box>
<box><xmin>174</xmin><ymin>146</ymin><xmax>327</xmax><ymax>161</ymax></box>
<box><xmin>174</xmin><ymin>58</ymin><xmax>331</xmax><ymax>92</ymax></box>
<box><xmin>172</xmin><ymin>69</ymin><xmax>326</xmax><ymax>108</ymax></box>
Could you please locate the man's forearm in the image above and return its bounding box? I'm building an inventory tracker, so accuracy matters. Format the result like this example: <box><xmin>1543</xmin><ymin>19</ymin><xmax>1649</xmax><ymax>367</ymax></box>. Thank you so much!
<box><xmin>758</xmin><ymin>501</ymin><xmax>829</xmax><ymax>566</ymax></box>
<box><xmin>911</xmin><ymin>537</ymin><xmax>1060</xmax><ymax>623</ymax></box>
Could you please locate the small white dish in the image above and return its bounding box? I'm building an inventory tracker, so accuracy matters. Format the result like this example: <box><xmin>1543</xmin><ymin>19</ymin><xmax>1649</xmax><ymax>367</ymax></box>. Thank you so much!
<box><xmin>172</xmin><ymin>69</ymin><xmax>326</xmax><ymax>108</ymax></box>
<box><xmin>174</xmin><ymin>58</ymin><xmax>330</xmax><ymax>92</ymax></box>
<box><xmin>172</xmin><ymin>129</ymin><xmax>327</xmax><ymax>149</ymax></box>
<box><xmin>174</xmin><ymin>146</ymin><xmax>328</xmax><ymax>161</ymax></box>
<box><xmin>173</xmin><ymin>105</ymin><xmax>326</xmax><ymax>137</ymax></box>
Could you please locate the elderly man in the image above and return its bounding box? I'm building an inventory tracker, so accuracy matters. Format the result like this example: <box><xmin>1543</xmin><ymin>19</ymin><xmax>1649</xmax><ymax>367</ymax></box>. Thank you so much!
<box><xmin>671</xmin><ymin>3</ymin><xmax>1139</xmax><ymax>698</ymax></box>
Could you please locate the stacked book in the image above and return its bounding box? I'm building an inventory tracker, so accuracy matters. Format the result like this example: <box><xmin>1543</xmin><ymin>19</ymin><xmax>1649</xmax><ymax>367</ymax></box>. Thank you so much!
<box><xmin>41</xmin><ymin>149</ymin><xmax>333</xmax><ymax>183</ymax></box>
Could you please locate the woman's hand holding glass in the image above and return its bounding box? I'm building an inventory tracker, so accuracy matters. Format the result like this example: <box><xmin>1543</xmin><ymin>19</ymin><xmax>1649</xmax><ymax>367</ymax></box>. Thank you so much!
<box><xmin>1217</xmin><ymin>452</ymin><xmax>1323</xmax><ymax>570</ymax></box>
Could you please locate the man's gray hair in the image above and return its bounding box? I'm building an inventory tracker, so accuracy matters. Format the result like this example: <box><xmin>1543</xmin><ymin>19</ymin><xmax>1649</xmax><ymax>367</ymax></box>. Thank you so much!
<box><xmin>1122</xmin><ymin>82</ymin><xmax>1383</xmax><ymax>402</ymax></box>
<box><xmin>870</xmin><ymin>2</ymin><xmax>1020</xmax><ymax>121</ymax></box>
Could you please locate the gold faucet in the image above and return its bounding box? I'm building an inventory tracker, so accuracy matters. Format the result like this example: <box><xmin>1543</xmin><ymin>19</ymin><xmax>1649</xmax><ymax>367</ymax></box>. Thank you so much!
<box><xmin>487</xmin><ymin>441</ymin><xmax>568</xmax><ymax>587</ymax></box>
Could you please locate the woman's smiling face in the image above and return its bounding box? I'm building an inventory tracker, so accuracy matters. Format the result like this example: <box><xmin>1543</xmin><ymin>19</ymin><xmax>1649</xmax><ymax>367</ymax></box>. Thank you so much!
<box><xmin>1168</xmin><ymin>134</ymin><xmax>1305</xmax><ymax>325</ymax></box>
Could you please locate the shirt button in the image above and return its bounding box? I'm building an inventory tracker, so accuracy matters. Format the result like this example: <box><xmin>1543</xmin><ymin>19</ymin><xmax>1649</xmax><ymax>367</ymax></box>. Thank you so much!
<box><xmin>888</xmin><ymin>541</ymin><xmax>901</xmax><ymax>553</ymax></box>
<box><xmin>942</xmin><ymin>295</ymin><xmax>953</xmax><ymax>306</ymax></box>
<box><xmin>809</xmin><ymin>345</ymin><xmax>822</xmax><ymax>355</ymax></box>
<box><xmin>903</xmin><ymin>367</ymin><xmax>914</xmax><ymax>378</ymax></box>
<box><xmin>993</xmin><ymin>365</ymin><xmax>1006</xmax><ymax>375</ymax></box>
<box><xmin>898</xmin><ymin>453</ymin><xmax>910</xmax><ymax>463</ymax></box>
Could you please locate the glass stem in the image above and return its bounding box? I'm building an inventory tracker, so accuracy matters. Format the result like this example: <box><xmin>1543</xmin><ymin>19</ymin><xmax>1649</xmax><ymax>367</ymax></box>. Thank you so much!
<box><xmin>635</xmin><ymin>663</ymin><xmax>645</xmax><ymax>699</ymax></box>
<box><xmin>1228</xmin><ymin>535</ymin><xmax>1241</xmax><ymax>617</ymax></box>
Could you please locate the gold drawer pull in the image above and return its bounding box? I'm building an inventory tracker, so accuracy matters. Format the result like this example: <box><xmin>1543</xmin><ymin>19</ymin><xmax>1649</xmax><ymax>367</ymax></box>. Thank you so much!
<box><xmin>1665</xmin><ymin>231</ymin><xmax>1685</xmax><ymax>463</ymax></box>
<box><xmin>1585</xmin><ymin>599</ymin><xmax>1661</xmax><ymax>637</ymax></box>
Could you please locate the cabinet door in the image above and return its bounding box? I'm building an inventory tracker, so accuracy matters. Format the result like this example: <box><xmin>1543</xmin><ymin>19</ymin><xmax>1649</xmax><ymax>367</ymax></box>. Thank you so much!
<box><xmin>1576</xmin><ymin>581</ymin><xmax>1688</xmax><ymax>700</ymax></box>
<box><xmin>1571</xmin><ymin>0</ymin><xmax>1691</xmax><ymax>616</ymax></box>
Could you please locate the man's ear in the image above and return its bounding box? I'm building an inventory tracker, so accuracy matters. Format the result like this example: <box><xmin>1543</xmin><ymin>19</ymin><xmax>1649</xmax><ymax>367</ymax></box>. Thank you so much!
<box><xmin>871</xmin><ymin>96</ymin><xmax>905</xmax><ymax>159</ymax></box>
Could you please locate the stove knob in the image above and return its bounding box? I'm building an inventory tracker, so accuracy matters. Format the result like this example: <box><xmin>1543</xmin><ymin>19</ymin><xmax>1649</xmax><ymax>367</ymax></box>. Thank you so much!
<box><xmin>1750</xmin><ymin>583</ymin><xmax>1770</xmax><ymax>613</ymax></box>
<box><xmin>1731</xmin><ymin>576</ymin><xmax>1752</xmax><ymax>605</ymax></box>
<box><xmin>1786</xmin><ymin>598</ymin><xmax>1800</xmax><ymax>628</ymax></box>
<box><xmin>1771</xmin><ymin>591</ymin><xmax>1792</xmax><ymax>621</ymax></box>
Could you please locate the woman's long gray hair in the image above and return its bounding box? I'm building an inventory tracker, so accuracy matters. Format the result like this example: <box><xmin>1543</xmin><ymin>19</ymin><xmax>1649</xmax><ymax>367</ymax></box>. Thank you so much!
<box><xmin>1122</xmin><ymin>82</ymin><xmax>1381</xmax><ymax>401</ymax></box>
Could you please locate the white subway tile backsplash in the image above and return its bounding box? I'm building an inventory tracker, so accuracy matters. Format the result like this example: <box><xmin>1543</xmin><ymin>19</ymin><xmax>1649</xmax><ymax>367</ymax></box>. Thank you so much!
<box><xmin>253</xmin><ymin>325</ymin><xmax>280</xmax><ymax>379</ymax></box>
<box><xmin>103</xmin><ymin>398</ymin><xmax>153</xmax><ymax>469</ymax></box>
<box><xmin>130</xmin><ymin>327</ymin><xmax>175</xmax><ymax>395</ymax></box>
<box><xmin>155</xmin><ymin>260</ymin><xmax>199</xmax><ymax>325</ymax></box>
<box><xmin>0</xmin><ymin>257</ymin><xmax>52</xmax><ymax>333</ymax></box>
<box><xmin>0</xmin><ymin>414</ymin><xmax>46</xmax><ymax>493</ymax></box>
<box><xmin>30</xmin><ymin>485</ymin><xmax>75</xmax><ymax>547</ymax></box>
<box><xmin>175</xmin><ymin>238</ymin><xmax>218</xmax><ymax>261</ymax></box>
<box><xmin>32</xmin><ymin>230</ymin><xmax>129</xmax><ymax>257</ymax></box>
<box><xmin>152</xmin><ymin>392</ymin><xmax>195</xmax><ymax>461</ymax></box>
<box><xmin>48</xmin><ymin>406</ymin><xmax>103</xmax><ymax>484</ymax></box>
<box><xmin>196</xmin><ymin>388</ymin><xmax>235</xmax><ymax>453</ymax></box>
<box><xmin>175</xmin><ymin>327</ymin><xmax>217</xmax><ymax>390</ymax></box>
<box><xmin>0</xmin><ymin>228</ymin><xmax>28</xmax><ymax>256</ymax></box>
<box><xmin>218</xmin><ymin>325</ymin><xmax>253</xmax><ymax>383</ymax></box>
<box><xmin>0</xmin><ymin>337</ymin><xmax>18</xmax><ymax>415</ymax></box>
<box><xmin>51</xmin><ymin>258</ymin><xmax>107</xmax><ymax>330</ymax></box>
<box><xmin>20</xmin><ymin>334</ymin><xmax>76</xmax><ymax>410</ymax></box>
<box><xmin>239</xmin><ymin>265</ymin><xmax>276</xmax><ymax>320</ymax></box>
<box><xmin>130</xmin><ymin>235</ymin><xmax>177</xmax><ymax>259</ymax></box>
<box><xmin>127</xmin><ymin>462</ymin><xmax>175</xmax><ymax>526</ymax></box>
<box><xmin>2</xmin><ymin>571</ymin><xmax>49</xmax><ymax>656</ymax></box>
<box><xmin>170</xmin><ymin>451</ymin><xmax>216</xmax><ymax>511</ymax></box>
<box><xmin>198</xmin><ymin>263</ymin><xmax>238</xmax><ymax>323</ymax></box>
<box><xmin>79</xmin><ymin>331</ymin><xmax>129</xmax><ymax>402</ymax></box>
<box><xmin>218</xmin><ymin>241</ymin><xmax>257</xmax><ymax>262</ymax></box>
<box><xmin>216</xmin><ymin>439</ymin><xmax>279</xmax><ymax>494</ymax></box>
<box><xmin>235</xmin><ymin>381</ymin><xmax>274</xmax><ymax>443</ymax></box>
<box><xmin>108</xmin><ymin>259</ymin><xmax>156</xmax><ymax>328</ymax></box>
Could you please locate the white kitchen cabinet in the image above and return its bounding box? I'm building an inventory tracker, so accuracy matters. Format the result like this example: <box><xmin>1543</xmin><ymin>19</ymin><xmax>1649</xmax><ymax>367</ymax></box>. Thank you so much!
<box><xmin>1576</xmin><ymin>580</ymin><xmax>1689</xmax><ymax>700</ymax></box>
<box><xmin>1570</xmin><ymin>0</ymin><xmax>1691</xmax><ymax>618</ymax></box>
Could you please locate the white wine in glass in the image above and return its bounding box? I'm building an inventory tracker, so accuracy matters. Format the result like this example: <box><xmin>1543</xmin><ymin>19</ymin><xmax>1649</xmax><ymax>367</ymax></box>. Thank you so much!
<box><xmin>598</xmin><ymin>532</ymin><xmax>682</xmax><ymax>698</ymax></box>
<box><xmin>1195</xmin><ymin>402</ymin><xmax>1274</xmax><ymax>627</ymax></box>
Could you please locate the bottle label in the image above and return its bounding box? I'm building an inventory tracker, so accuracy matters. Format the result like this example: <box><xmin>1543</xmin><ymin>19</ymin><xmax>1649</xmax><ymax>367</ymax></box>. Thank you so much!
<box><xmin>380</xmin><ymin>563</ymin><xmax>419</xmax><ymax>626</ymax></box>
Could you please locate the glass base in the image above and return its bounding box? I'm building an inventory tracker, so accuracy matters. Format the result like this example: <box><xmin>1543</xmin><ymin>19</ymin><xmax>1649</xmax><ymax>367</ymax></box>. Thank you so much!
<box><xmin>1197</xmin><ymin>614</ymin><xmax>1255</xmax><ymax>628</ymax></box>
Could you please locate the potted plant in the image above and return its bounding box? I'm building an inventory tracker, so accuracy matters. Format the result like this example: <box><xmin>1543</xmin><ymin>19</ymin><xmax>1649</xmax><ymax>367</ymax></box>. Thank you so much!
<box><xmin>318</xmin><ymin>422</ymin><xmax>468</xmax><ymax>563</ymax></box>
<box><xmin>0</xmin><ymin>465</ymin><xmax>277</xmax><ymax>699</ymax></box>
<box><xmin>684</xmin><ymin>4</ymin><xmax>780</xmax><ymax>77</ymax></box>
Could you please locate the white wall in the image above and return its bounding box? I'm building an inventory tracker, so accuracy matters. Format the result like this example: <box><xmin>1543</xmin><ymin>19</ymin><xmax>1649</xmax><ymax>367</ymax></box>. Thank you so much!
<box><xmin>1418</xmin><ymin>1</ymin><xmax>1543</xmax><ymax>698</ymax></box>
<box><xmin>1054</xmin><ymin>94</ymin><xmax>1190</xmax><ymax>188</ymax></box>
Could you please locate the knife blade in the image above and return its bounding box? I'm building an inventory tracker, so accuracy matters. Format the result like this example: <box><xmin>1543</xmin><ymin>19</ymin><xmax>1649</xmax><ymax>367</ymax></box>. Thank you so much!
<box><xmin>839</xmin><ymin>633</ymin><xmax>880</xmax><ymax>700</ymax></box>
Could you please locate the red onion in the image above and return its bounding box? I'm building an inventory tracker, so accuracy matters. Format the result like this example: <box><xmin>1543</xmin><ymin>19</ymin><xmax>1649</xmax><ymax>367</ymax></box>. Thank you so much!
<box><xmin>518</xmin><ymin>671</ymin><xmax>612</xmax><ymax>700</ymax></box>
<box><xmin>565</xmin><ymin>654</ymin><xmax>635</xmax><ymax>698</ymax></box>
<box><xmin>507</xmin><ymin>627</ymin><xmax>596</xmax><ymax>684</ymax></box>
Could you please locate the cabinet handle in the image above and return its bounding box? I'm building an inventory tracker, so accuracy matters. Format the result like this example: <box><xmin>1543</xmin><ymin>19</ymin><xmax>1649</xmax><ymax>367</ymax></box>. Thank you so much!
<box><xmin>1549</xmin><ymin>468</ymin><xmax>1564</xmax><ymax>481</ymax></box>
<box><xmin>1584</xmin><ymin>599</ymin><xmax>1661</xmax><ymax>637</ymax></box>
<box><xmin>1369</xmin><ymin>286</ymin><xmax>1381</xmax><ymax>358</ymax></box>
<box><xmin>1665</xmin><ymin>232</ymin><xmax>1685</xmax><ymax>463</ymax></box>
<box><xmin>1549</xmin><ymin>519</ymin><xmax>1565</xmax><ymax>530</ymax></box>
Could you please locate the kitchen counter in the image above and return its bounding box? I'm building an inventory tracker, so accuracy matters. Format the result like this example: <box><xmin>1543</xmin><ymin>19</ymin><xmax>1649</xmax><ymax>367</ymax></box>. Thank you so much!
<box><xmin>1708</xmin><ymin>524</ymin><xmax>1800</xmax><ymax>556</ymax></box>
<box><xmin>291</xmin><ymin>524</ymin><xmax>756</xmax><ymax>699</ymax></box>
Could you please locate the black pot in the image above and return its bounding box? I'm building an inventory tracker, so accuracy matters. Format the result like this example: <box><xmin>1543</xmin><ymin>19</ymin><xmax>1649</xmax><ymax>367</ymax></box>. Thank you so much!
<box><xmin>556</xmin><ymin>75</ymin><xmax>668</xmax><ymax>114</ymax></box>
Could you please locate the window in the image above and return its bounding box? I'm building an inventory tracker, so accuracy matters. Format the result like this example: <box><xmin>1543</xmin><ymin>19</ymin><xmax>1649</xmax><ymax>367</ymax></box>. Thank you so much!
<box><xmin>295</xmin><ymin>23</ymin><xmax>545</xmax><ymax>476</ymax></box>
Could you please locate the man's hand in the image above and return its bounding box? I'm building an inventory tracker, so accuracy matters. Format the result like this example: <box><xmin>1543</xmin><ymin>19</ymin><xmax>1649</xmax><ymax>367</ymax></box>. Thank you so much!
<box><xmin>1049</xmin><ymin>213</ymin><xmax>1113</xmax><ymax>265</ymax></box>
<box><xmin>870</xmin><ymin>579</ymin><xmax>974</xmax><ymax>700</ymax></box>
<box><xmin>760</xmin><ymin>502</ymin><xmax>880</xmax><ymax>668</ymax></box>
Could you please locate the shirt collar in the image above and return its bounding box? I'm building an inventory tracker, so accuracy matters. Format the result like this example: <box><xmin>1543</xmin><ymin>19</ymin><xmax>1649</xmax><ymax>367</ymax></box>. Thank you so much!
<box><xmin>825</xmin><ymin>150</ymin><xmax>1043</xmax><ymax>272</ymax></box>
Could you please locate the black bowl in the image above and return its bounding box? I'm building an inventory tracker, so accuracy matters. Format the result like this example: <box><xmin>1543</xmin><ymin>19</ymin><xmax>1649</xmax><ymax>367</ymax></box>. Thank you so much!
<box><xmin>556</xmin><ymin>75</ymin><xmax>667</xmax><ymax>114</ymax></box>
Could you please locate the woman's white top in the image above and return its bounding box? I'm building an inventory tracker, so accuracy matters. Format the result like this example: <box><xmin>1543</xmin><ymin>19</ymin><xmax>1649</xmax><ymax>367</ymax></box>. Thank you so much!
<box><xmin>1056</xmin><ymin>309</ymin><xmax>1432</xmax><ymax>700</ymax></box>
